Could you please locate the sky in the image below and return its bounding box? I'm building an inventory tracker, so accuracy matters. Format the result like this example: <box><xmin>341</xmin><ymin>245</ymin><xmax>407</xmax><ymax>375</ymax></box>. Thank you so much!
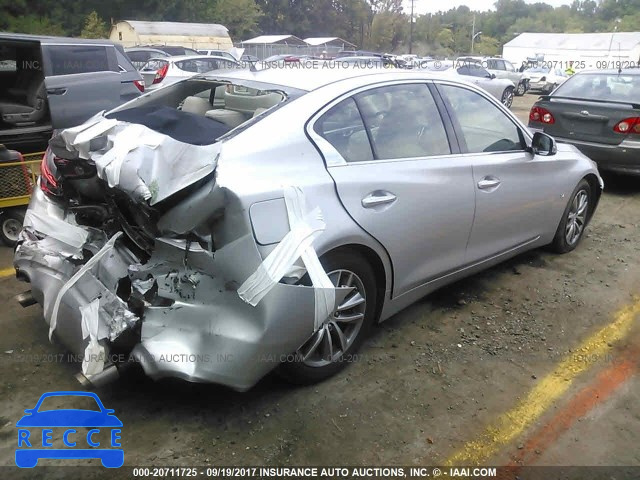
<box><xmin>405</xmin><ymin>0</ymin><xmax>573</xmax><ymax>15</ymax></box>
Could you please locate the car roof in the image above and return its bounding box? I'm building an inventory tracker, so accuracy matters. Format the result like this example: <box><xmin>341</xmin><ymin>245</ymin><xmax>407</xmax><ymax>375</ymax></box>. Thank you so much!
<box><xmin>200</xmin><ymin>68</ymin><xmax>457</xmax><ymax>93</ymax></box>
<box><xmin>571</xmin><ymin>69</ymin><xmax>640</xmax><ymax>75</ymax></box>
<box><xmin>0</xmin><ymin>32</ymin><xmax>120</xmax><ymax>46</ymax></box>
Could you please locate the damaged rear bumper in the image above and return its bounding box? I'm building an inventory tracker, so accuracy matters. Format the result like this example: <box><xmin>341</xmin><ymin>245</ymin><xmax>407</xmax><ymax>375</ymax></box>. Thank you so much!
<box><xmin>14</xmin><ymin>185</ymin><xmax>345</xmax><ymax>391</ymax></box>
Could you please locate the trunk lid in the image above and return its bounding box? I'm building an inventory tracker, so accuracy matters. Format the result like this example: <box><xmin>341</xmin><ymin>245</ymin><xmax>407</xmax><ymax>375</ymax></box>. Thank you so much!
<box><xmin>535</xmin><ymin>97</ymin><xmax>640</xmax><ymax>145</ymax></box>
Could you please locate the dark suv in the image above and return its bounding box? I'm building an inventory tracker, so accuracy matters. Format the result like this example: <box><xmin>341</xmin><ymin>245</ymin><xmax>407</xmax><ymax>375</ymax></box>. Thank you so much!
<box><xmin>0</xmin><ymin>33</ymin><xmax>144</xmax><ymax>151</ymax></box>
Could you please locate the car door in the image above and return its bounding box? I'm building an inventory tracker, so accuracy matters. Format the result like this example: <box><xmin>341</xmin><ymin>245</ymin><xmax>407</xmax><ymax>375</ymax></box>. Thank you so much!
<box><xmin>41</xmin><ymin>43</ymin><xmax>122</xmax><ymax>129</ymax></box>
<box><xmin>311</xmin><ymin>82</ymin><xmax>476</xmax><ymax>297</ymax></box>
<box><xmin>436</xmin><ymin>82</ymin><xmax>560</xmax><ymax>262</ymax></box>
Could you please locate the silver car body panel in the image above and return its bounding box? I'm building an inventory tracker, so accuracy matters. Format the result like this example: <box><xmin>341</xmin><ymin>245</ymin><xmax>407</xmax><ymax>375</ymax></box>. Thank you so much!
<box><xmin>14</xmin><ymin>69</ymin><xmax>602</xmax><ymax>389</ymax></box>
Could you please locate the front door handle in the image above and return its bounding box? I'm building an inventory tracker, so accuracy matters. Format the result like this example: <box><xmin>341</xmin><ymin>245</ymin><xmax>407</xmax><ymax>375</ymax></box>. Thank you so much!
<box><xmin>47</xmin><ymin>88</ymin><xmax>67</xmax><ymax>95</ymax></box>
<box><xmin>478</xmin><ymin>177</ymin><xmax>501</xmax><ymax>190</ymax></box>
<box><xmin>362</xmin><ymin>191</ymin><xmax>397</xmax><ymax>208</ymax></box>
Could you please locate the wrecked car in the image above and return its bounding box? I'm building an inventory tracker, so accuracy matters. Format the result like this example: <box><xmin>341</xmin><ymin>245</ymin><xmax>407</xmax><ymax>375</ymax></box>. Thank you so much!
<box><xmin>13</xmin><ymin>68</ymin><xmax>603</xmax><ymax>391</ymax></box>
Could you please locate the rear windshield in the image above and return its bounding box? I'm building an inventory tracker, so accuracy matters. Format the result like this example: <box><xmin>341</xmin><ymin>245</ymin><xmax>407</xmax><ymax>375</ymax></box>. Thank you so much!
<box><xmin>553</xmin><ymin>73</ymin><xmax>640</xmax><ymax>102</ymax></box>
<box><xmin>141</xmin><ymin>59</ymin><xmax>169</xmax><ymax>71</ymax></box>
<box><xmin>108</xmin><ymin>78</ymin><xmax>293</xmax><ymax>145</ymax></box>
<box><xmin>175</xmin><ymin>58</ymin><xmax>238</xmax><ymax>73</ymax></box>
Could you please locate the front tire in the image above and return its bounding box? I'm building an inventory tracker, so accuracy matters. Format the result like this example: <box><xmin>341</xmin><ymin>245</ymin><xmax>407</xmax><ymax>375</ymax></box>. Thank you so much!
<box><xmin>0</xmin><ymin>208</ymin><xmax>25</xmax><ymax>247</ymax></box>
<box><xmin>278</xmin><ymin>249</ymin><xmax>377</xmax><ymax>385</ymax></box>
<box><xmin>550</xmin><ymin>179</ymin><xmax>591</xmax><ymax>253</ymax></box>
<box><xmin>515</xmin><ymin>82</ymin><xmax>526</xmax><ymax>96</ymax></box>
<box><xmin>501</xmin><ymin>87</ymin><xmax>514</xmax><ymax>108</ymax></box>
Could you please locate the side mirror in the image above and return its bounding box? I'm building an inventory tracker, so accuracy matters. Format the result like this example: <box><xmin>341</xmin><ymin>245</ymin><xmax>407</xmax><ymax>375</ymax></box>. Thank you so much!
<box><xmin>531</xmin><ymin>131</ymin><xmax>557</xmax><ymax>156</ymax></box>
<box><xmin>487</xmin><ymin>73</ymin><xmax>496</xmax><ymax>79</ymax></box>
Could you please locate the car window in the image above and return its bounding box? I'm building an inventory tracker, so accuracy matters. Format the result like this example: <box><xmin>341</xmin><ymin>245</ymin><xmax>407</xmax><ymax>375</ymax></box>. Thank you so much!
<box><xmin>175</xmin><ymin>59</ymin><xmax>237</xmax><ymax>73</ymax></box>
<box><xmin>141</xmin><ymin>59</ymin><xmax>169</xmax><ymax>72</ymax></box>
<box><xmin>47</xmin><ymin>45</ymin><xmax>114</xmax><ymax>75</ymax></box>
<box><xmin>505</xmin><ymin>60</ymin><xmax>515</xmax><ymax>72</ymax></box>
<box><xmin>314</xmin><ymin>97</ymin><xmax>374</xmax><ymax>163</ymax></box>
<box><xmin>115</xmin><ymin>48</ymin><xmax>135</xmax><ymax>72</ymax></box>
<box><xmin>439</xmin><ymin>84</ymin><xmax>523</xmax><ymax>153</ymax></box>
<box><xmin>553</xmin><ymin>73</ymin><xmax>640</xmax><ymax>102</ymax></box>
<box><xmin>355</xmin><ymin>84</ymin><xmax>451</xmax><ymax>159</ymax></box>
<box><xmin>458</xmin><ymin>65</ymin><xmax>488</xmax><ymax>77</ymax></box>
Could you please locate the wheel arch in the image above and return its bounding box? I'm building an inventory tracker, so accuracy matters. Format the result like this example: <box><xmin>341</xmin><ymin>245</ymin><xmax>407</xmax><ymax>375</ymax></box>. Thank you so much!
<box><xmin>320</xmin><ymin>243</ymin><xmax>388</xmax><ymax>324</ymax></box>
<box><xmin>583</xmin><ymin>173</ymin><xmax>602</xmax><ymax>226</ymax></box>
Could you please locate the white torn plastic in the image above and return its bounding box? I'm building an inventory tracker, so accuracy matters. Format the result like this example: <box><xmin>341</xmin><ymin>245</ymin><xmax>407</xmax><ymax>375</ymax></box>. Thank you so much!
<box><xmin>80</xmin><ymin>298</ymin><xmax>105</xmax><ymax>376</ymax></box>
<box><xmin>23</xmin><ymin>210</ymin><xmax>88</xmax><ymax>254</ymax></box>
<box><xmin>58</xmin><ymin>115</ymin><xmax>220</xmax><ymax>205</ymax></box>
<box><xmin>237</xmin><ymin>186</ymin><xmax>335</xmax><ymax>330</ymax></box>
<box><xmin>49</xmin><ymin>232</ymin><xmax>123</xmax><ymax>341</ymax></box>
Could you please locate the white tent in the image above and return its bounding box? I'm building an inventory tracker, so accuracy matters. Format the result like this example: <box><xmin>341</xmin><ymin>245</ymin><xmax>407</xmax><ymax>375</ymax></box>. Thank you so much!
<box><xmin>502</xmin><ymin>32</ymin><xmax>640</xmax><ymax>70</ymax></box>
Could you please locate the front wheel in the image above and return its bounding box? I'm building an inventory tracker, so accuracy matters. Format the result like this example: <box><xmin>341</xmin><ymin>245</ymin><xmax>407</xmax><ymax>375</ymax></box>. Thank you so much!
<box><xmin>550</xmin><ymin>179</ymin><xmax>591</xmax><ymax>253</ymax></box>
<box><xmin>501</xmin><ymin>87</ymin><xmax>514</xmax><ymax>108</ymax></box>
<box><xmin>515</xmin><ymin>82</ymin><xmax>526</xmax><ymax>96</ymax></box>
<box><xmin>277</xmin><ymin>249</ymin><xmax>377</xmax><ymax>385</ymax></box>
<box><xmin>0</xmin><ymin>208</ymin><xmax>25</xmax><ymax>247</ymax></box>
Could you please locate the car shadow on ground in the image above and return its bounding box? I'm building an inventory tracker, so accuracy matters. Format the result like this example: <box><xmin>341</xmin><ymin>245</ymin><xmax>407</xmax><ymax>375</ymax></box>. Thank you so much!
<box><xmin>600</xmin><ymin>172</ymin><xmax>640</xmax><ymax>196</ymax></box>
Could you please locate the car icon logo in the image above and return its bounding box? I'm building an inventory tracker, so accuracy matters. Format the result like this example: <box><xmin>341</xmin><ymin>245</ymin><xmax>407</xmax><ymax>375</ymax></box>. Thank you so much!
<box><xmin>15</xmin><ymin>391</ymin><xmax>123</xmax><ymax>468</ymax></box>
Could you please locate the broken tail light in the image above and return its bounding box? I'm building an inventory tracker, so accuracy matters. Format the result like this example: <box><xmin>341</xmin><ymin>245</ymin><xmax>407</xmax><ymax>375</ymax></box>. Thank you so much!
<box><xmin>613</xmin><ymin>117</ymin><xmax>640</xmax><ymax>134</ymax></box>
<box><xmin>529</xmin><ymin>106</ymin><xmax>555</xmax><ymax>124</ymax></box>
<box><xmin>40</xmin><ymin>151</ymin><xmax>63</xmax><ymax>198</ymax></box>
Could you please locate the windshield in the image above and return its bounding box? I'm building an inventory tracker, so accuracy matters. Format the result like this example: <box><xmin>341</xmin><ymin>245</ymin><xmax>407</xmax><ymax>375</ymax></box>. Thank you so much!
<box><xmin>553</xmin><ymin>73</ymin><xmax>640</xmax><ymax>102</ymax></box>
<box><xmin>175</xmin><ymin>58</ymin><xmax>238</xmax><ymax>73</ymax></box>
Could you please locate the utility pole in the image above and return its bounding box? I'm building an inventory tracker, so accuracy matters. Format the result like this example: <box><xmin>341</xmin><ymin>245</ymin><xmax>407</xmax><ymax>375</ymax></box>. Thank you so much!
<box><xmin>471</xmin><ymin>14</ymin><xmax>475</xmax><ymax>54</ymax></box>
<box><xmin>409</xmin><ymin>0</ymin><xmax>415</xmax><ymax>54</ymax></box>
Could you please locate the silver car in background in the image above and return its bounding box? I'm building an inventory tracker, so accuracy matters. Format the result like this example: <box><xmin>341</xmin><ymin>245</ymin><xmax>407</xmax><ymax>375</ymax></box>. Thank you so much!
<box><xmin>421</xmin><ymin>60</ymin><xmax>516</xmax><ymax>107</ymax></box>
<box><xmin>14</xmin><ymin>69</ymin><xmax>602</xmax><ymax>391</ymax></box>
<box><xmin>140</xmin><ymin>55</ymin><xmax>240</xmax><ymax>90</ymax></box>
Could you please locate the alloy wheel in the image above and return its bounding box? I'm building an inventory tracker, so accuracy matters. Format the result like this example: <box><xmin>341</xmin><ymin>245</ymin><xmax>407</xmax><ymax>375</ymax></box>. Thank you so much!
<box><xmin>2</xmin><ymin>218</ymin><xmax>21</xmax><ymax>244</ymax></box>
<box><xmin>565</xmin><ymin>189</ymin><xmax>588</xmax><ymax>246</ymax></box>
<box><xmin>297</xmin><ymin>269</ymin><xmax>367</xmax><ymax>367</ymax></box>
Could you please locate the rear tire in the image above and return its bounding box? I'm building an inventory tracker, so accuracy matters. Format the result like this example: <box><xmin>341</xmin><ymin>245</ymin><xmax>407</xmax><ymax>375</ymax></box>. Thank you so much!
<box><xmin>277</xmin><ymin>249</ymin><xmax>377</xmax><ymax>385</ymax></box>
<box><xmin>501</xmin><ymin>87</ymin><xmax>514</xmax><ymax>108</ymax></box>
<box><xmin>550</xmin><ymin>179</ymin><xmax>591</xmax><ymax>254</ymax></box>
<box><xmin>0</xmin><ymin>208</ymin><xmax>25</xmax><ymax>247</ymax></box>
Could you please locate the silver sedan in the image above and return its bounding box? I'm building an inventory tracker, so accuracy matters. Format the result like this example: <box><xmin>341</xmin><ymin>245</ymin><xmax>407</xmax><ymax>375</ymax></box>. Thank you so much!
<box><xmin>14</xmin><ymin>68</ymin><xmax>602</xmax><ymax>390</ymax></box>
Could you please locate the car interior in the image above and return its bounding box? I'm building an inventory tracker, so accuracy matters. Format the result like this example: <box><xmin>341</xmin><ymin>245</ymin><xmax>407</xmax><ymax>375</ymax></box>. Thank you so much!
<box><xmin>114</xmin><ymin>78</ymin><xmax>287</xmax><ymax>134</ymax></box>
<box><xmin>0</xmin><ymin>42</ymin><xmax>49</xmax><ymax>130</ymax></box>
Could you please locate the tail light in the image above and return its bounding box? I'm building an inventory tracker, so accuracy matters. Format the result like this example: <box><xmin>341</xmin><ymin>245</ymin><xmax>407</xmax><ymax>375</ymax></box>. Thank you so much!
<box><xmin>613</xmin><ymin>117</ymin><xmax>640</xmax><ymax>134</ymax></box>
<box><xmin>133</xmin><ymin>79</ymin><xmax>145</xmax><ymax>92</ymax></box>
<box><xmin>152</xmin><ymin>63</ymin><xmax>169</xmax><ymax>84</ymax></box>
<box><xmin>529</xmin><ymin>106</ymin><xmax>555</xmax><ymax>124</ymax></box>
<box><xmin>40</xmin><ymin>151</ymin><xmax>63</xmax><ymax>197</ymax></box>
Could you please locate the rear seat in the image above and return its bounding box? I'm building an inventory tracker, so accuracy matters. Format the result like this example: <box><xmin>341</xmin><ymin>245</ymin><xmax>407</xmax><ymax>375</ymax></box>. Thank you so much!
<box><xmin>205</xmin><ymin>90</ymin><xmax>283</xmax><ymax>128</ymax></box>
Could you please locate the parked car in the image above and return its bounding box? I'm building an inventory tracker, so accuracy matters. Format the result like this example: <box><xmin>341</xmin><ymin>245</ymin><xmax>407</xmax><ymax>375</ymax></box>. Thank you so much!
<box><xmin>125</xmin><ymin>46</ymin><xmax>199</xmax><ymax>70</ymax></box>
<box><xmin>140</xmin><ymin>55</ymin><xmax>240</xmax><ymax>90</ymax></box>
<box><xmin>197</xmin><ymin>49</ymin><xmax>237</xmax><ymax>62</ymax></box>
<box><xmin>14</xmin><ymin>69</ymin><xmax>601</xmax><ymax>391</ymax></box>
<box><xmin>241</xmin><ymin>54</ymin><xmax>259</xmax><ymax>63</ymax></box>
<box><xmin>524</xmin><ymin>66</ymin><xmax>569</xmax><ymax>93</ymax></box>
<box><xmin>421</xmin><ymin>60</ymin><xmax>516</xmax><ymax>107</ymax></box>
<box><xmin>458</xmin><ymin>56</ymin><xmax>529</xmax><ymax>95</ymax></box>
<box><xmin>0</xmin><ymin>33</ymin><xmax>143</xmax><ymax>151</ymax></box>
<box><xmin>529</xmin><ymin>69</ymin><xmax>640</xmax><ymax>175</ymax></box>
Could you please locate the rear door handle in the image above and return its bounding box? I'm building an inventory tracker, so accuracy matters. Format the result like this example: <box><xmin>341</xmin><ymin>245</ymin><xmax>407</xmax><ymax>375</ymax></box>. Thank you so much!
<box><xmin>47</xmin><ymin>88</ymin><xmax>67</xmax><ymax>95</ymax></box>
<box><xmin>362</xmin><ymin>191</ymin><xmax>397</xmax><ymax>208</ymax></box>
<box><xmin>478</xmin><ymin>177</ymin><xmax>501</xmax><ymax>190</ymax></box>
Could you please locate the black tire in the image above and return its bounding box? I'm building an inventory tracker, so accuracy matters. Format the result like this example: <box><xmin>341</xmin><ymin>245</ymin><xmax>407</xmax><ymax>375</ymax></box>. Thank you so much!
<box><xmin>0</xmin><ymin>208</ymin><xmax>25</xmax><ymax>247</ymax></box>
<box><xmin>515</xmin><ymin>82</ymin><xmax>526</xmax><ymax>96</ymax></box>
<box><xmin>277</xmin><ymin>249</ymin><xmax>377</xmax><ymax>385</ymax></box>
<box><xmin>550</xmin><ymin>179</ymin><xmax>591</xmax><ymax>254</ymax></box>
<box><xmin>501</xmin><ymin>87</ymin><xmax>514</xmax><ymax>108</ymax></box>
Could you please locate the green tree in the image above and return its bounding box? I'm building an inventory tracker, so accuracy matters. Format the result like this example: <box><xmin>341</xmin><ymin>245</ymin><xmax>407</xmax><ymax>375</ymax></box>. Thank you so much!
<box><xmin>6</xmin><ymin>15</ymin><xmax>65</xmax><ymax>35</ymax></box>
<box><xmin>80</xmin><ymin>11</ymin><xmax>109</xmax><ymax>39</ymax></box>
<box><xmin>209</xmin><ymin>0</ymin><xmax>262</xmax><ymax>39</ymax></box>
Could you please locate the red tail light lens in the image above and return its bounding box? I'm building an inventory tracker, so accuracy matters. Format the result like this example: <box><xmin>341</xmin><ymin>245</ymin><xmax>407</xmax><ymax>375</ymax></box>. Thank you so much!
<box><xmin>613</xmin><ymin>117</ymin><xmax>640</xmax><ymax>134</ymax></box>
<box><xmin>40</xmin><ymin>151</ymin><xmax>62</xmax><ymax>197</ymax></box>
<box><xmin>133</xmin><ymin>79</ymin><xmax>145</xmax><ymax>92</ymax></box>
<box><xmin>153</xmin><ymin>63</ymin><xmax>169</xmax><ymax>84</ymax></box>
<box><xmin>529</xmin><ymin>106</ymin><xmax>555</xmax><ymax>124</ymax></box>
